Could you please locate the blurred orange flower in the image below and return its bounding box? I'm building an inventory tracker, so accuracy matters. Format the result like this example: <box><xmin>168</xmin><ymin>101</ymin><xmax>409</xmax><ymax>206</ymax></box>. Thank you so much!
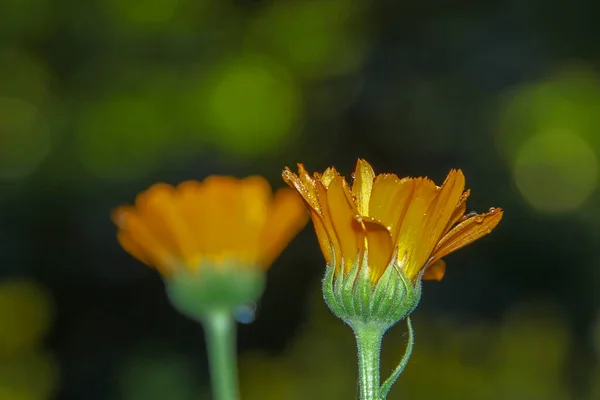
<box><xmin>112</xmin><ymin>176</ymin><xmax>308</xmax><ymax>277</ymax></box>
<box><xmin>283</xmin><ymin>159</ymin><xmax>503</xmax><ymax>284</ymax></box>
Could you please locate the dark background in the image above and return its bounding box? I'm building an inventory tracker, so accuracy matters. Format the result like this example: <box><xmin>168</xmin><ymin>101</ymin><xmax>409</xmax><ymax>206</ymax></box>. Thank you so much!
<box><xmin>1</xmin><ymin>0</ymin><xmax>599</xmax><ymax>398</ymax></box>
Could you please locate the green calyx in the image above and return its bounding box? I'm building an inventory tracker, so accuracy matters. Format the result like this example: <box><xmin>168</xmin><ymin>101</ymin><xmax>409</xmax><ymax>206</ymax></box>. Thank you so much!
<box><xmin>322</xmin><ymin>254</ymin><xmax>422</xmax><ymax>332</ymax></box>
<box><xmin>164</xmin><ymin>261</ymin><xmax>266</xmax><ymax>322</ymax></box>
<box><xmin>323</xmin><ymin>255</ymin><xmax>421</xmax><ymax>399</ymax></box>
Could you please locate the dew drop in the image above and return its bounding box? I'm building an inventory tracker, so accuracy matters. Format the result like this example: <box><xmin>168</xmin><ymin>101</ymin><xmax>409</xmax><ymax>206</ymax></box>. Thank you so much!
<box><xmin>474</xmin><ymin>215</ymin><xmax>485</xmax><ymax>223</ymax></box>
<box><xmin>488</xmin><ymin>207</ymin><xmax>496</xmax><ymax>213</ymax></box>
<box><xmin>234</xmin><ymin>303</ymin><xmax>257</xmax><ymax>324</ymax></box>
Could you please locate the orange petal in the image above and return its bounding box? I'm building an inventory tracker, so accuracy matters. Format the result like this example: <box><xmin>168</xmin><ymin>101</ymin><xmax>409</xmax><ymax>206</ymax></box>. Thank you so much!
<box><xmin>319</xmin><ymin>167</ymin><xmax>338</xmax><ymax>188</ymax></box>
<box><xmin>113</xmin><ymin>207</ymin><xmax>173</xmax><ymax>271</ymax></box>
<box><xmin>358</xmin><ymin>216</ymin><xmax>394</xmax><ymax>283</ymax></box>
<box><xmin>298</xmin><ymin>163</ymin><xmax>316</xmax><ymax>188</ymax></box>
<box><xmin>133</xmin><ymin>183</ymin><xmax>181</xmax><ymax>256</ymax></box>
<box><xmin>282</xmin><ymin>166</ymin><xmax>320</xmax><ymax>213</ymax></box>
<box><xmin>419</xmin><ymin>170</ymin><xmax>466</xmax><ymax>259</ymax></box>
<box><xmin>352</xmin><ymin>159</ymin><xmax>375</xmax><ymax>216</ymax></box>
<box><xmin>400</xmin><ymin>170</ymin><xmax>465</xmax><ymax>279</ymax></box>
<box><xmin>111</xmin><ymin>205</ymin><xmax>135</xmax><ymax>229</ymax></box>
<box><xmin>176</xmin><ymin>180</ymin><xmax>208</xmax><ymax>261</ymax></box>
<box><xmin>188</xmin><ymin>176</ymin><xmax>243</xmax><ymax>258</ymax></box>
<box><xmin>369</xmin><ymin>175</ymin><xmax>415</xmax><ymax>243</ymax></box>
<box><xmin>326</xmin><ymin>176</ymin><xmax>364</xmax><ymax>274</ymax></box>
<box><xmin>431</xmin><ymin>208</ymin><xmax>503</xmax><ymax>263</ymax></box>
<box><xmin>422</xmin><ymin>259</ymin><xmax>446</xmax><ymax>281</ymax></box>
<box><xmin>310</xmin><ymin>210</ymin><xmax>334</xmax><ymax>266</ymax></box>
<box><xmin>444</xmin><ymin>189</ymin><xmax>470</xmax><ymax>234</ymax></box>
<box><xmin>259</xmin><ymin>188</ymin><xmax>308</xmax><ymax>267</ymax></box>
<box><xmin>139</xmin><ymin>183</ymin><xmax>198</xmax><ymax>264</ymax></box>
<box><xmin>314</xmin><ymin>180</ymin><xmax>342</xmax><ymax>269</ymax></box>
<box><xmin>395</xmin><ymin>177</ymin><xmax>439</xmax><ymax>279</ymax></box>
<box><xmin>117</xmin><ymin>231</ymin><xmax>152</xmax><ymax>266</ymax></box>
<box><xmin>230</xmin><ymin>176</ymin><xmax>272</xmax><ymax>261</ymax></box>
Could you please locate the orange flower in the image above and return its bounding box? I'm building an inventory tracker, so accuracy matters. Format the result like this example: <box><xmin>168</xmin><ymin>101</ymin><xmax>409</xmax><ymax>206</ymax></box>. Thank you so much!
<box><xmin>283</xmin><ymin>159</ymin><xmax>503</xmax><ymax>284</ymax></box>
<box><xmin>112</xmin><ymin>176</ymin><xmax>308</xmax><ymax>277</ymax></box>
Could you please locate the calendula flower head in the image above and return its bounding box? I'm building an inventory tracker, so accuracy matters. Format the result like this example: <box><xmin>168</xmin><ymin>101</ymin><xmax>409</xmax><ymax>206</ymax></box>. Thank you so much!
<box><xmin>283</xmin><ymin>159</ymin><xmax>502</xmax><ymax>328</ymax></box>
<box><xmin>112</xmin><ymin>176</ymin><xmax>308</xmax><ymax>320</ymax></box>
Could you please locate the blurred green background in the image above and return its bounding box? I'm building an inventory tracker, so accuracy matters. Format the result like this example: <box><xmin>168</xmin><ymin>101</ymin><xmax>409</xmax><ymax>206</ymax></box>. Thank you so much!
<box><xmin>1</xmin><ymin>0</ymin><xmax>600</xmax><ymax>398</ymax></box>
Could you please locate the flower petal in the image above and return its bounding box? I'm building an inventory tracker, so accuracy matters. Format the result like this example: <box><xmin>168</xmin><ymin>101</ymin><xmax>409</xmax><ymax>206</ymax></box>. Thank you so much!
<box><xmin>395</xmin><ymin>177</ymin><xmax>439</xmax><ymax>279</ymax></box>
<box><xmin>326</xmin><ymin>176</ymin><xmax>364</xmax><ymax>274</ymax></box>
<box><xmin>176</xmin><ymin>180</ymin><xmax>208</xmax><ymax>259</ymax></box>
<box><xmin>235</xmin><ymin>176</ymin><xmax>272</xmax><ymax>260</ymax></box>
<box><xmin>282</xmin><ymin>166</ymin><xmax>320</xmax><ymax>213</ymax></box>
<box><xmin>310</xmin><ymin>210</ymin><xmax>334</xmax><ymax>266</ymax></box>
<box><xmin>352</xmin><ymin>159</ymin><xmax>375</xmax><ymax>216</ymax></box>
<box><xmin>422</xmin><ymin>259</ymin><xmax>446</xmax><ymax>281</ymax></box>
<box><xmin>133</xmin><ymin>183</ymin><xmax>196</xmax><ymax>263</ymax></box>
<box><xmin>421</xmin><ymin>170</ymin><xmax>466</xmax><ymax>252</ymax></box>
<box><xmin>319</xmin><ymin>167</ymin><xmax>338</xmax><ymax>188</ymax></box>
<box><xmin>117</xmin><ymin>231</ymin><xmax>152</xmax><ymax>266</ymax></box>
<box><xmin>112</xmin><ymin>206</ymin><xmax>173</xmax><ymax>272</ymax></box>
<box><xmin>314</xmin><ymin>180</ymin><xmax>342</xmax><ymax>269</ymax></box>
<box><xmin>358</xmin><ymin>216</ymin><xmax>393</xmax><ymax>283</ymax></box>
<box><xmin>431</xmin><ymin>208</ymin><xmax>503</xmax><ymax>263</ymax></box>
<box><xmin>400</xmin><ymin>170</ymin><xmax>465</xmax><ymax>279</ymax></box>
<box><xmin>444</xmin><ymin>189</ymin><xmax>469</xmax><ymax>234</ymax></box>
<box><xmin>183</xmin><ymin>176</ymin><xmax>243</xmax><ymax>259</ymax></box>
<box><xmin>260</xmin><ymin>188</ymin><xmax>308</xmax><ymax>267</ymax></box>
<box><xmin>369</xmin><ymin>174</ymin><xmax>415</xmax><ymax>243</ymax></box>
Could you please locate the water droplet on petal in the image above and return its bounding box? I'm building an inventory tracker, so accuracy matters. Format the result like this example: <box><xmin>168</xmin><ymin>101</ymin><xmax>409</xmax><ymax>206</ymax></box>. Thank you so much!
<box><xmin>463</xmin><ymin>211</ymin><xmax>478</xmax><ymax>220</ymax></box>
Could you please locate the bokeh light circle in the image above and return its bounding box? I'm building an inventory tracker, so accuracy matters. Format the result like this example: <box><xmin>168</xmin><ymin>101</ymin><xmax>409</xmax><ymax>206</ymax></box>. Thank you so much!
<box><xmin>0</xmin><ymin>352</ymin><xmax>59</xmax><ymax>400</ymax></box>
<box><xmin>104</xmin><ymin>0</ymin><xmax>180</xmax><ymax>26</ymax></box>
<box><xmin>0</xmin><ymin>51</ymin><xmax>53</xmax><ymax>105</ymax></box>
<box><xmin>246</xmin><ymin>0</ymin><xmax>367</xmax><ymax>80</ymax></box>
<box><xmin>75</xmin><ymin>94</ymin><xmax>172</xmax><ymax>181</ymax></box>
<box><xmin>513</xmin><ymin>131</ymin><xmax>598</xmax><ymax>213</ymax></box>
<box><xmin>118</xmin><ymin>344</ymin><xmax>197</xmax><ymax>400</ymax></box>
<box><xmin>0</xmin><ymin>0</ymin><xmax>52</xmax><ymax>40</ymax></box>
<box><xmin>0</xmin><ymin>279</ymin><xmax>54</xmax><ymax>356</ymax></box>
<box><xmin>200</xmin><ymin>55</ymin><xmax>302</xmax><ymax>156</ymax></box>
<box><xmin>496</xmin><ymin>65</ymin><xmax>600</xmax><ymax>163</ymax></box>
<box><xmin>0</xmin><ymin>98</ymin><xmax>53</xmax><ymax>181</ymax></box>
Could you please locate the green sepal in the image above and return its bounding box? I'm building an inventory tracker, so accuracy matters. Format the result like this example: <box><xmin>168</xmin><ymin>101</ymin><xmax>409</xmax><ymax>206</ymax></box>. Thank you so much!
<box><xmin>322</xmin><ymin>255</ymin><xmax>422</xmax><ymax>333</ymax></box>
<box><xmin>164</xmin><ymin>261</ymin><xmax>265</xmax><ymax>322</ymax></box>
<box><xmin>340</xmin><ymin>260</ymin><xmax>357</xmax><ymax>317</ymax></box>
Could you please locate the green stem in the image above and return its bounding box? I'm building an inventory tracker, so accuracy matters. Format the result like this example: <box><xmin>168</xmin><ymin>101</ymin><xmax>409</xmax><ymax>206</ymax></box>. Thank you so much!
<box><xmin>380</xmin><ymin>317</ymin><xmax>415</xmax><ymax>397</ymax></box>
<box><xmin>354</xmin><ymin>324</ymin><xmax>385</xmax><ymax>400</ymax></box>
<box><xmin>202</xmin><ymin>309</ymin><xmax>239</xmax><ymax>400</ymax></box>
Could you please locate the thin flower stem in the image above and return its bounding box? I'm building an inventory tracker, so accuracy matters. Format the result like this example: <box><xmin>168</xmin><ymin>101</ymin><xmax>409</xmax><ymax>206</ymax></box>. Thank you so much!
<box><xmin>380</xmin><ymin>317</ymin><xmax>414</xmax><ymax>397</ymax></box>
<box><xmin>354</xmin><ymin>323</ymin><xmax>385</xmax><ymax>400</ymax></box>
<box><xmin>202</xmin><ymin>309</ymin><xmax>240</xmax><ymax>400</ymax></box>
